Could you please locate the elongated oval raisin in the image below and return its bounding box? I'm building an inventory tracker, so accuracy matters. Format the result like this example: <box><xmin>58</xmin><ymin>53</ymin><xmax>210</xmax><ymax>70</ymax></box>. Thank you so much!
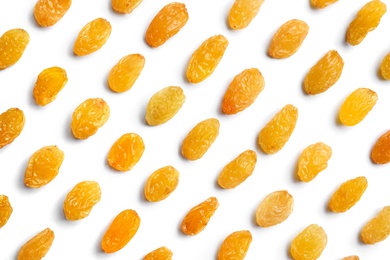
<box><xmin>112</xmin><ymin>0</ymin><xmax>142</xmax><ymax>14</ymax></box>
<box><xmin>380</xmin><ymin>52</ymin><xmax>390</xmax><ymax>80</ymax></box>
<box><xmin>371</xmin><ymin>130</ymin><xmax>390</xmax><ymax>164</ymax></box>
<box><xmin>290</xmin><ymin>224</ymin><xmax>327</xmax><ymax>260</ymax></box>
<box><xmin>0</xmin><ymin>108</ymin><xmax>25</xmax><ymax>149</ymax></box>
<box><xmin>186</xmin><ymin>35</ymin><xmax>229</xmax><ymax>83</ymax></box>
<box><xmin>361</xmin><ymin>206</ymin><xmax>390</xmax><ymax>244</ymax></box>
<box><xmin>310</xmin><ymin>0</ymin><xmax>339</xmax><ymax>8</ymax></box>
<box><xmin>34</xmin><ymin>0</ymin><xmax>72</xmax><ymax>27</ymax></box>
<box><xmin>228</xmin><ymin>0</ymin><xmax>264</xmax><ymax>29</ymax></box>
<box><xmin>217</xmin><ymin>230</ymin><xmax>252</xmax><ymax>260</ymax></box>
<box><xmin>146</xmin><ymin>2</ymin><xmax>188</xmax><ymax>48</ymax></box>
<box><xmin>297</xmin><ymin>142</ymin><xmax>332</xmax><ymax>182</ymax></box>
<box><xmin>33</xmin><ymin>67</ymin><xmax>68</xmax><ymax>106</ymax></box>
<box><xmin>18</xmin><ymin>228</ymin><xmax>55</xmax><ymax>260</ymax></box>
<box><xmin>143</xmin><ymin>246</ymin><xmax>173</xmax><ymax>260</ymax></box>
<box><xmin>0</xmin><ymin>195</ymin><xmax>13</xmax><ymax>228</ymax></box>
<box><xmin>144</xmin><ymin>166</ymin><xmax>180</xmax><ymax>202</ymax></box>
<box><xmin>0</xmin><ymin>29</ymin><xmax>30</xmax><ymax>70</ymax></box>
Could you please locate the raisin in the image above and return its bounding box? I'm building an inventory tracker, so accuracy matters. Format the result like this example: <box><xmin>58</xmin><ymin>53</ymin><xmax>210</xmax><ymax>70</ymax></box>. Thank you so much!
<box><xmin>222</xmin><ymin>68</ymin><xmax>265</xmax><ymax>115</ymax></box>
<box><xmin>297</xmin><ymin>142</ymin><xmax>332</xmax><ymax>182</ymax></box>
<box><xmin>144</xmin><ymin>166</ymin><xmax>180</xmax><ymax>202</ymax></box>
<box><xmin>258</xmin><ymin>104</ymin><xmax>298</xmax><ymax>154</ymax></box>
<box><xmin>107</xmin><ymin>133</ymin><xmax>145</xmax><ymax>171</ymax></box>
<box><xmin>371</xmin><ymin>130</ymin><xmax>390</xmax><ymax>164</ymax></box>
<box><xmin>228</xmin><ymin>0</ymin><xmax>264</xmax><ymax>29</ymax></box>
<box><xmin>145</xmin><ymin>2</ymin><xmax>188</xmax><ymax>48</ymax></box>
<box><xmin>145</xmin><ymin>86</ymin><xmax>186</xmax><ymax>126</ymax></box>
<box><xmin>112</xmin><ymin>0</ymin><xmax>142</xmax><ymax>14</ymax></box>
<box><xmin>33</xmin><ymin>0</ymin><xmax>72</xmax><ymax>27</ymax></box>
<box><xmin>33</xmin><ymin>66</ymin><xmax>68</xmax><ymax>106</ymax></box>
<box><xmin>303</xmin><ymin>50</ymin><xmax>344</xmax><ymax>95</ymax></box>
<box><xmin>0</xmin><ymin>29</ymin><xmax>30</xmax><ymax>70</ymax></box>
<box><xmin>361</xmin><ymin>206</ymin><xmax>390</xmax><ymax>244</ymax></box>
<box><xmin>0</xmin><ymin>195</ymin><xmax>13</xmax><ymax>228</ymax></box>
<box><xmin>108</xmin><ymin>54</ymin><xmax>145</xmax><ymax>93</ymax></box>
<box><xmin>18</xmin><ymin>228</ymin><xmax>55</xmax><ymax>260</ymax></box>
<box><xmin>268</xmin><ymin>19</ymin><xmax>309</xmax><ymax>59</ymax></box>
<box><xmin>342</xmin><ymin>256</ymin><xmax>360</xmax><ymax>260</ymax></box>
<box><xmin>347</xmin><ymin>0</ymin><xmax>387</xmax><ymax>46</ymax></box>
<box><xmin>63</xmin><ymin>181</ymin><xmax>101</xmax><ymax>221</ymax></box>
<box><xmin>186</xmin><ymin>35</ymin><xmax>229</xmax><ymax>83</ymax></box>
<box><xmin>380</xmin><ymin>52</ymin><xmax>390</xmax><ymax>80</ymax></box>
<box><xmin>181</xmin><ymin>197</ymin><xmax>219</xmax><ymax>236</ymax></box>
<box><xmin>310</xmin><ymin>0</ymin><xmax>339</xmax><ymax>8</ymax></box>
<box><xmin>143</xmin><ymin>246</ymin><xmax>173</xmax><ymax>260</ymax></box>
<box><xmin>102</xmin><ymin>209</ymin><xmax>140</xmax><ymax>253</ymax></box>
<box><xmin>217</xmin><ymin>230</ymin><xmax>252</xmax><ymax>260</ymax></box>
<box><xmin>290</xmin><ymin>224</ymin><xmax>327</xmax><ymax>260</ymax></box>
<box><xmin>0</xmin><ymin>108</ymin><xmax>25</xmax><ymax>149</ymax></box>
<box><xmin>73</xmin><ymin>18</ymin><xmax>111</xmax><ymax>56</ymax></box>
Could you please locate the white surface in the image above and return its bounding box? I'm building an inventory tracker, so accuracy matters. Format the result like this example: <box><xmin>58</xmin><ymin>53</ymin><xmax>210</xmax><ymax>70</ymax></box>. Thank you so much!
<box><xmin>1</xmin><ymin>0</ymin><xmax>390</xmax><ymax>259</ymax></box>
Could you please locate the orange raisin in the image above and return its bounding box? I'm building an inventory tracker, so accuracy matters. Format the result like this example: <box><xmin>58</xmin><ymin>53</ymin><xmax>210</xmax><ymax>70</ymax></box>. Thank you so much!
<box><xmin>18</xmin><ymin>228</ymin><xmax>55</xmax><ymax>260</ymax></box>
<box><xmin>102</xmin><ymin>209</ymin><xmax>140</xmax><ymax>253</ymax></box>
<box><xmin>112</xmin><ymin>0</ymin><xmax>142</xmax><ymax>14</ymax></box>
<box><xmin>217</xmin><ymin>230</ymin><xmax>252</xmax><ymax>260</ymax></box>
<box><xmin>144</xmin><ymin>166</ymin><xmax>180</xmax><ymax>202</ymax></box>
<box><xmin>228</xmin><ymin>0</ymin><xmax>264</xmax><ymax>29</ymax></box>
<box><xmin>181</xmin><ymin>197</ymin><xmax>219</xmax><ymax>236</ymax></box>
<box><xmin>342</xmin><ymin>256</ymin><xmax>360</xmax><ymax>260</ymax></box>
<box><xmin>310</xmin><ymin>0</ymin><xmax>339</xmax><ymax>8</ymax></box>
<box><xmin>361</xmin><ymin>206</ymin><xmax>390</xmax><ymax>244</ymax></box>
<box><xmin>290</xmin><ymin>224</ymin><xmax>327</xmax><ymax>260</ymax></box>
<box><xmin>380</xmin><ymin>52</ymin><xmax>390</xmax><ymax>80</ymax></box>
<box><xmin>297</xmin><ymin>142</ymin><xmax>332</xmax><ymax>182</ymax></box>
<box><xmin>34</xmin><ymin>0</ymin><xmax>72</xmax><ymax>27</ymax></box>
<box><xmin>0</xmin><ymin>29</ymin><xmax>30</xmax><ymax>70</ymax></box>
<box><xmin>143</xmin><ymin>246</ymin><xmax>173</xmax><ymax>260</ymax></box>
<box><xmin>222</xmin><ymin>68</ymin><xmax>265</xmax><ymax>115</ymax></box>
<box><xmin>0</xmin><ymin>195</ymin><xmax>13</xmax><ymax>228</ymax></box>
<box><xmin>0</xmin><ymin>108</ymin><xmax>25</xmax><ymax>149</ymax></box>
<box><xmin>371</xmin><ymin>130</ymin><xmax>390</xmax><ymax>164</ymax></box>
<box><xmin>33</xmin><ymin>66</ymin><xmax>68</xmax><ymax>106</ymax></box>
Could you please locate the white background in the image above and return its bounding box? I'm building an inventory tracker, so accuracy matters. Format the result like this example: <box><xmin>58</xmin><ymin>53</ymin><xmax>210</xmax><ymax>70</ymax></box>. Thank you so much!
<box><xmin>1</xmin><ymin>0</ymin><xmax>390</xmax><ymax>259</ymax></box>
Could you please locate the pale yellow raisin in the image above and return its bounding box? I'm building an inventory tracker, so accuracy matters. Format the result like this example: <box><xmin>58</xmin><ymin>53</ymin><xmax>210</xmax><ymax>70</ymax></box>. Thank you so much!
<box><xmin>361</xmin><ymin>206</ymin><xmax>390</xmax><ymax>244</ymax></box>
<box><xmin>217</xmin><ymin>230</ymin><xmax>252</xmax><ymax>260</ymax></box>
<box><xmin>33</xmin><ymin>66</ymin><xmax>68</xmax><ymax>106</ymax></box>
<box><xmin>297</xmin><ymin>142</ymin><xmax>332</xmax><ymax>182</ymax></box>
<box><xmin>143</xmin><ymin>246</ymin><xmax>173</xmax><ymax>260</ymax></box>
<box><xmin>0</xmin><ymin>108</ymin><xmax>25</xmax><ymax>149</ymax></box>
<box><xmin>34</xmin><ymin>0</ymin><xmax>72</xmax><ymax>27</ymax></box>
<box><xmin>0</xmin><ymin>195</ymin><xmax>13</xmax><ymax>228</ymax></box>
<box><xmin>18</xmin><ymin>228</ymin><xmax>55</xmax><ymax>260</ymax></box>
<box><xmin>144</xmin><ymin>166</ymin><xmax>180</xmax><ymax>202</ymax></box>
<box><xmin>112</xmin><ymin>0</ymin><xmax>142</xmax><ymax>14</ymax></box>
<box><xmin>290</xmin><ymin>224</ymin><xmax>327</xmax><ymax>260</ymax></box>
<box><xmin>228</xmin><ymin>0</ymin><xmax>264</xmax><ymax>29</ymax></box>
<box><xmin>310</xmin><ymin>0</ymin><xmax>339</xmax><ymax>8</ymax></box>
<box><xmin>0</xmin><ymin>29</ymin><xmax>30</xmax><ymax>70</ymax></box>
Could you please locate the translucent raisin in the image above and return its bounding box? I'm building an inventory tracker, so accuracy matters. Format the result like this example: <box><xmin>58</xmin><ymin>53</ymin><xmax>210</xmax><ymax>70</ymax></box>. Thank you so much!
<box><xmin>34</xmin><ymin>0</ymin><xmax>72</xmax><ymax>27</ymax></box>
<box><xmin>380</xmin><ymin>52</ymin><xmax>390</xmax><ymax>80</ymax></box>
<box><xmin>0</xmin><ymin>195</ymin><xmax>13</xmax><ymax>228</ymax></box>
<box><xmin>290</xmin><ymin>224</ymin><xmax>327</xmax><ymax>260</ymax></box>
<box><xmin>18</xmin><ymin>228</ymin><xmax>55</xmax><ymax>260</ymax></box>
<box><xmin>228</xmin><ymin>0</ymin><xmax>264</xmax><ymax>29</ymax></box>
<box><xmin>361</xmin><ymin>206</ymin><xmax>390</xmax><ymax>244</ymax></box>
<box><xmin>33</xmin><ymin>66</ymin><xmax>68</xmax><ymax>106</ymax></box>
<box><xmin>297</xmin><ymin>142</ymin><xmax>332</xmax><ymax>182</ymax></box>
<box><xmin>217</xmin><ymin>230</ymin><xmax>252</xmax><ymax>260</ymax></box>
<box><xmin>371</xmin><ymin>130</ymin><xmax>390</xmax><ymax>164</ymax></box>
<box><xmin>342</xmin><ymin>256</ymin><xmax>360</xmax><ymax>260</ymax></box>
<box><xmin>144</xmin><ymin>166</ymin><xmax>180</xmax><ymax>202</ymax></box>
<box><xmin>0</xmin><ymin>29</ymin><xmax>30</xmax><ymax>69</ymax></box>
<box><xmin>310</xmin><ymin>0</ymin><xmax>339</xmax><ymax>8</ymax></box>
<box><xmin>143</xmin><ymin>246</ymin><xmax>173</xmax><ymax>260</ymax></box>
<box><xmin>0</xmin><ymin>108</ymin><xmax>25</xmax><ymax>149</ymax></box>
<box><xmin>112</xmin><ymin>0</ymin><xmax>142</xmax><ymax>14</ymax></box>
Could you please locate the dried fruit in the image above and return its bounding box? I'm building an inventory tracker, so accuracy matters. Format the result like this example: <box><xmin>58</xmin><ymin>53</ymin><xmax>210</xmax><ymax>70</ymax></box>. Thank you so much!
<box><xmin>143</xmin><ymin>246</ymin><xmax>173</xmax><ymax>260</ymax></box>
<box><xmin>310</xmin><ymin>0</ymin><xmax>339</xmax><ymax>8</ymax></box>
<box><xmin>33</xmin><ymin>67</ymin><xmax>68</xmax><ymax>106</ymax></box>
<box><xmin>0</xmin><ymin>108</ymin><xmax>25</xmax><ymax>149</ymax></box>
<box><xmin>102</xmin><ymin>209</ymin><xmax>140</xmax><ymax>253</ymax></box>
<box><xmin>268</xmin><ymin>19</ymin><xmax>309</xmax><ymax>59</ymax></box>
<box><xmin>217</xmin><ymin>150</ymin><xmax>257</xmax><ymax>189</ymax></box>
<box><xmin>228</xmin><ymin>0</ymin><xmax>264</xmax><ymax>29</ymax></box>
<box><xmin>181</xmin><ymin>197</ymin><xmax>219</xmax><ymax>236</ymax></box>
<box><xmin>222</xmin><ymin>68</ymin><xmax>265</xmax><ymax>115</ymax></box>
<box><xmin>217</xmin><ymin>230</ymin><xmax>252</xmax><ymax>260</ymax></box>
<box><xmin>73</xmin><ymin>18</ymin><xmax>111</xmax><ymax>56</ymax></box>
<box><xmin>290</xmin><ymin>224</ymin><xmax>327</xmax><ymax>260</ymax></box>
<box><xmin>108</xmin><ymin>54</ymin><xmax>145</xmax><ymax>93</ymax></box>
<box><xmin>63</xmin><ymin>181</ymin><xmax>101</xmax><ymax>221</ymax></box>
<box><xmin>258</xmin><ymin>104</ymin><xmax>298</xmax><ymax>154</ymax></box>
<box><xmin>361</xmin><ymin>206</ymin><xmax>390</xmax><ymax>244</ymax></box>
<box><xmin>144</xmin><ymin>166</ymin><xmax>180</xmax><ymax>202</ymax></box>
<box><xmin>145</xmin><ymin>86</ymin><xmax>185</xmax><ymax>126</ymax></box>
<box><xmin>186</xmin><ymin>35</ymin><xmax>229</xmax><ymax>83</ymax></box>
<box><xmin>18</xmin><ymin>228</ymin><xmax>54</xmax><ymax>260</ymax></box>
<box><xmin>71</xmin><ymin>98</ymin><xmax>110</xmax><ymax>139</ymax></box>
<box><xmin>24</xmin><ymin>145</ymin><xmax>64</xmax><ymax>188</ymax></box>
<box><xmin>107</xmin><ymin>133</ymin><xmax>145</xmax><ymax>171</ymax></box>
<box><xmin>0</xmin><ymin>195</ymin><xmax>12</xmax><ymax>228</ymax></box>
<box><xmin>297</xmin><ymin>142</ymin><xmax>332</xmax><ymax>182</ymax></box>
<box><xmin>145</xmin><ymin>2</ymin><xmax>188</xmax><ymax>48</ymax></box>
<box><xmin>181</xmin><ymin>118</ymin><xmax>220</xmax><ymax>160</ymax></box>
<box><xmin>342</xmin><ymin>256</ymin><xmax>359</xmax><ymax>260</ymax></box>
<box><xmin>112</xmin><ymin>0</ymin><xmax>142</xmax><ymax>14</ymax></box>
<box><xmin>0</xmin><ymin>29</ymin><xmax>30</xmax><ymax>69</ymax></box>
<box><xmin>34</xmin><ymin>0</ymin><xmax>72</xmax><ymax>27</ymax></box>
<box><xmin>303</xmin><ymin>50</ymin><xmax>344</xmax><ymax>95</ymax></box>
<box><xmin>347</xmin><ymin>0</ymin><xmax>387</xmax><ymax>46</ymax></box>
<box><xmin>380</xmin><ymin>52</ymin><xmax>390</xmax><ymax>80</ymax></box>
<box><xmin>328</xmin><ymin>176</ymin><xmax>367</xmax><ymax>213</ymax></box>
<box><xmin>371</xmin><ymin>130</ymin><xmax>390</xmax><ymax>164</ymax></box>
<box><xmin>339</xmin><ymin>88</ymin><xmax>377</xmax><ymax>126</ymax></box>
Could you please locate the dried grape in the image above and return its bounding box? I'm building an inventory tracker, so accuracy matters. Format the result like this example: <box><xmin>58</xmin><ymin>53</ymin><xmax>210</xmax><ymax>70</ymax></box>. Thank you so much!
<box><xmin>217</xmin><ymin>230</ymin><xmax>252</xmax><ymax>260</ymax></box>
<box><xmin>0</xmin><ymin>108</ymin><xmax>25</xmax><ymax>149</ymax></box>
<box><xmin>33</xmin><ymin>66</ymin><xmax>68</xmax><ymax>106</ymax></box>
<box><xmin>297</xmin><ymin>142</ymin><xmax>332</xmax><ymax>182</ymax></box>
<box><xmin>228</xmin><ymin>0</ymin><xmax>264</xmax><ymax>29</ymax></box>
<box><xmin>361</xmin><ymin>206</ymin><xmax>390</xmax><ymax>244</ymax></box>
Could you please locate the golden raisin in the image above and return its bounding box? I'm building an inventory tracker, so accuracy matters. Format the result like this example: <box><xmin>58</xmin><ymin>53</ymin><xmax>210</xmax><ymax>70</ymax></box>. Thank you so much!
<box><xmin>0</xmin><ymin>108</ymin><xmax>25</xmax><ymax>149</ymax></box>
<box><xmin>228</xmin><ymin>0</ymin><xmax>264</xmax><ymax>29</ymax></box>
<box><xmin>112</xmin><ymin>0</ymin><xmax>142</xmax><ymax>14</ymax></box>
<box><xmin>258</xmin><ymin>104</ymin><xmax>298</xmax><ymax>154</ymax></box>
<box><xmin>73</xmin><ymin>18</ymin><xmax>111</xmax><ymax>56</ymax></box>
<box><xmin>304</xmin><ymin>50</ymin><xmax>344</xmax><ymax>95</ymax></box>
<box><xmin>310</xmin><ymin>0</ymin><xmax>338</xmax><ymax>8</ymax></box>
<box><xmin>71</xmin><ymin>98</ymin><xmax>110</xmax><ymax>139</ymax></box>
<box><xmin>186</xmin><ymin>35</ymin><xmax>229</xmax><ymax>83</ymax></box>
<box><xmin>34</xmin><ymin>0</ymin><xmax>72</xmax><ymax>27</ymax></box>
<box><xmin>145</xmin><ymin>86</ymin><xmax>186</xmax><ymax>126</ymax></box>
<box><xmin>297</xmin><ymin>142</ymin><xmax>332</xmax><ymax>182</ymax></box>
<box><xmin>347</xmin><ymin>0</ymin><xmax>387</xmax><ymax>46</ymax></box>
<box><xmin>290</xmin><ymin>224</ymin><xmax>327</xmax><ymax>260</ymax></box>
<box><xmin>33</xmin><ymin>67</ymin><xmax>68</xmax><ymax>106</ymax></box>
<box><xmin>143</xmin><ymin>246</ymin><xmax>173</xmax><ymax>260</ymax></box>
<box><xmin>268</xmin><ymin>19</ymin><xmax>309</xmax><ymax>59</ymax></box>
<box><xmin>342</xmin><ymin>256</ymin><xmax>360</xmax><ymax>260</ymax></box>
<box><xmin>107</xmin><ymin>133</ymin><xmax>145</xmax><ymax>171</ymax></box>
<box><xmin>18</xmin><ymin>228</ymin><xmax>55</xmax><ymax>260</ymax></box>
<box><xmin>63</xmin><ymin>181</ymin><xmax>101</xmax><ymax>221</ymax></box>
<box><xmin>0</xmin><ymin>29</ymin><xmax>30</xmax><ymax>70</ymax></box>
<box><xmin>0</xmin><ymin>195</ymin><xmax>13</xmax><ymax>228</ymax></box>
<box><xmin>217</xmin><ymin>230</ymin><xmax>252</xmax><ymax>260</ymax></box>
<box><xmin>371</xmin><ymin>130</ymin><xmax>390</xmax><ymax>164</ymax></box>
<box><xmin>380</xmin><ymin>52</ymin><xmax>390</xmax><ymax>80</ymax></box>
<box><xmin>145</xmin><ymin>2</ymin><xmax>188</xmax><ymax>48</ymax></box>
<box><xmin>108</xmin><ymin>54</ymin><xmax>145</xmax><ymax>93</ymax></box>
<box><xmin>361</xmin><ymin>206</ymin><xmax>390</xmax><ymax>244</ymax></box>
<box><xmin>144</xmin><ymin>166</ymin><xmax>180</xmax><ymax>202</ymax></box>
<box><xmin>102</xmin><ymin>209</ymin><xmax>140</xmax><ymax>253</ymax></box>
<box><xmin>222</xmin><ymin>68</ymin><xmax>265</xmax><ymax>115</ymax></box>
<box><xmin>181</xmin><ymin>197</ymin><xmax>219</xmax><ymax>236</ymax></box>
<box><xmin>181</xmin><ymin>118</ymin><xmax>220</xmax><ymax>160</ymax></box>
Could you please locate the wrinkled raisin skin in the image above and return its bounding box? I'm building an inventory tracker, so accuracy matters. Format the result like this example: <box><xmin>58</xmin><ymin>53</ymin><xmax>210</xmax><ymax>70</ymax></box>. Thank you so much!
<box><xmin>144</xmin><ymin>166</ymin><xmax>180</xmax><ymax>202</ymax></box>
<box><xmin>0</xmin><ymin>195</ymin><xmax>13</xmax><ymax>228</ymax></box>
<box><xmin>297</xmin><ymin>142</ymin><xmax>332</xmax><ymax>182</ymax></box>
<box><xmin>0</xmin><ymin>108</ymin><xmax>25</xmax><ymax>149</ymax></box>
<box><xmin>33</xmin><ymin>66</ymin><xmax>68</xmax><ymax>106</ymax></box>
<box><xmin>0</xmin><ymin>29</ymin><xmax>30</xmax><ymax>70</ymax></box>
<box><xmin>361</xmin><ymin>206</ymin><xmax>390</xmax><ymax>244</ymax></box>
<box><xmin>217</xmin><ymin>230</ymin><xmax>252</xmax><ymax>260</ymax></box>
<box><xmin>228</xmin><ymin>0</ymin><xmax>264</xmax><ymax>29</ymax></box>
<box><xmin>290</xmin><ymin>224</ymin><xmax>327</xmax><ymax>260</ymax></box>
<box><xmin>143</xmin><ymin>246</ymin><xmax>173</xmax><ymax>260</ymax></box>
<box><xmin>371</xmin><ymin>130</ymin><xmax>390</xmax><ymax>164</ymax></box>
<box><xmin>17</xmin><ymin>228</ymin><xmax>55</xmax><ymax>260</ymax></box>
<box><xmin>34</xmin><ymin>0</ymin><xmax>72</xmax><ymax>27</ymax></box>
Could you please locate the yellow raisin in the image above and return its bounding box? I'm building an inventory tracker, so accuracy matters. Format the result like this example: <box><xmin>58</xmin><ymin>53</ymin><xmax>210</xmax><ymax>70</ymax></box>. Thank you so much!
<box><xmin>143</xmin><ymin>246</ymin><xmax>173</xmax><ymax>260</ymax></box>
<box><xmin>112</xmin><ymin>0</ymin><xmax>142</xmax><ymax>14</ymax></box>
<box><xmin>268</xmin><ymin>19</ymin><xmax>309</xmax><ymax>59</ymax></box>
<box><xmin>102</xmin><ymin>209</ymin><xmax>140</xmax><ymax>253</ymax></box>
<box><xmin>145</xmin><ymin>86</ymin><xmax>186</xmax><ymax>126</ymax></box>
<box><xmin>181</xmin><ymin>118</ymin><xmax>220</xmax><ymax>160</ymax></box>
<box><xmin>361</xmin><ymin>206</ymin><xmax>390</xmax><ymax>244</ymax></box>
<box><xmin>144</xmin><ymin>166</ymin><xmax>180</xmax><ymax>202</ymax></box>
<box><xmin>107</xmin><ymin>133</ymin><xmax>145</xmax><ymax>171</ymax></box>
<box><xmin>71</xmin><ymin>98</ymin><xmax>110</xmax><ymax>139</ymax></box>
<box><xmin>186</xmin><ymin>35</ymin><xmax>229</xmax><ymax>83</ymax></box>
<box><xmin>258</xmin><ymin>104</ymin><xmax>298</xmax><ymax>154</ymax></box>
<box><xmin>181</xmin><ymin>197</ymin><xmax>219</xmax><ymax>236</ymax></box>
<box><xmin>0</xmin><ymin>29</ymin><xmax>30</xmax><ymax>70</ymax></box>
<box><xmin>297</xmin><ymin>142</ymin><xmax>332</xmax><ymax>182</ymax></box>
<box><xmin>304</xmin><ymin>50</ymin><xmax>344</xmax><ymax>95</ymax></box>
<box><xmin>342</xmin><ymin>256</ymin><xmax>360</xmax><ymax>260</ymax></box>
<box><xmin>371</xmin><ymin>130</ymin><xmax>390</xmax><ymax>164</ymax></box>
<box><xmin>222</xmin><ymin>68</ymin><xmax>265</xmax><ymax>115</ymax></box>
<box><xmin>380</xmin><ymin>52</ymin><xmax>390</xmax><ymax>80</ymax></box>
<box><xmin>24</xmin><ymin>145</ymin><xmax>64</xmax><ymax>188</ymax></box>
<box><xmin>290</xmin><ymin>224</ymin><xmax>327</xmax><ymax>260</ymax></box>
<box><xmin>33</xmin><ymin>66</ymin><xmax>68</xmax><ymax>106</ymax></box>
<box><xmin>310</xmin><ymin>0</ymin><xmax>339</xmax><ymax>8</ymax></box>
<box><xmin>347</xmin><ymin>0</ymin><xmax>387</xmax><ymax>46</ymax></box>
<box><xmin>33</xmin><ymin>0</ymin><xmax>72</xmax><ymax>27</ymax></box>
<box><xmin>0</xmin><ymin>195</ymin><xmax>13</xmax><ymax>228</ymax></box>
<box><xmin>73</xmin><ymin>18</ymin><xmax>111</xmax><ymax>56</ymax></box>
<box><xmin>0</xmin><ymin>108</ymin><xmax>25</xmax><ymax>149</ymax></box>
<box><xmin>228</xmin><ymin>0</ymin><xmax>264</xmax><ymax>29</ymax></box>
<box><xmin>18</xmin><ymin>228</ymin><xmax>55</xmax><ymax>260</ymax></box>
<box><xmin>145</xmin><ymin>2</ymin><xmax>188</xmax><ymax>48</ymax></box>
<box><xmin>217</xmin><ymin>230</ymin><xmax>252</xmax><ymax>260</ymax></box>
<box><xmin>108</xmin><ymin>53</ymin><xmax>145</xmax><ymax>93</ymax></box>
